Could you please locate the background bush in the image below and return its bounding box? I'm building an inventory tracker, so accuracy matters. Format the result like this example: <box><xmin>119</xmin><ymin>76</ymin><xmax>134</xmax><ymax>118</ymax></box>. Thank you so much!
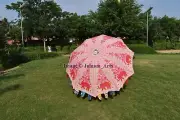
<box><xmin>1</xmin><ymin>46</ymin><xmax>61</xmax><ymax>69</ymax></box>
<box><xmin>1</xmin><ymin>48</ymin><xmax>29</xmax><ymax>69</ymax></box>
<box><xmin>154</xmin><ymin>41</ymin><xmax>180</xmax><ymax>50</ymax></box>
<box><xmin>24</xmin><ymin>52</ymin><xmax>60</xmax><ymax>61</ymax></box>
<box><xmin>23</xmin><ymin>46</ymin><xmax>44</xmax><ymax>52</ymax></box>
<box><xmin>69</xmin><ymin>44</ymin><xmax>77</xmax><ymax>53</ymax></box>
<box><xmin>58</xmin><ymin>44</ymin><xmax>78</xmax><ymax>54</ymax></box>
<box><xmin>127</xmin><ymin>44</ymin><xmax>157</xmax><ymax>54</ymax></box>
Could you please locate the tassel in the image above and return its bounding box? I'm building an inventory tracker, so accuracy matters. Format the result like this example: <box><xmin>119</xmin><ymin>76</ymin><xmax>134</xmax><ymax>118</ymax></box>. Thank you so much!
<box><xmin>73</xmin><ymin>90</ymin><xmax>79</xmax><ymax>95</ymax></box>
<box><xmin>81</xmin><ymin>91</ymin><xmax>86</xmax><ymax>98</ymax></box>
<box><xmin>98</xmin><ymin>94</ymin><xmax>102</xmax><ymax>100</ymax></box>
<box><xmin>88</xmin><ymin>95</ymin><xmax>92</xmax><ymax>101</ymax></box>
<box><xmin>104</xmin><ymin>93</ymin><xmax>108</xmax><ymax>99</ymax></box>
<box><xmin>109</xmin><ymin>91</ymin><xmax>115</xmax><ymax>98</ymax></box>
<box><xmin>109</xmin><ymin>91</ymin><xmax>115</xmax><ymax>96</ymax></box>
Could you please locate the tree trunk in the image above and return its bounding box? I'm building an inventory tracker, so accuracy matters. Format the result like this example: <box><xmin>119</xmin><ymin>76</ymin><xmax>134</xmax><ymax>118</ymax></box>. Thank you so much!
<box><xmin>43</xmin><ymin>38</ymin><xmax>46</xmax><ymax>52</ymax></box>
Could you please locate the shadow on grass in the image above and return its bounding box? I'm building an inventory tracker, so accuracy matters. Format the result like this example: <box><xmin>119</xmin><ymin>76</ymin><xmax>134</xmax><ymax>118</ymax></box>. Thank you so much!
<box><xmin>0</xmin><ymin>84</ymin><xmax>23</xmax><ymax>96</ymax></box>
<box><xmin>0</xmin><ymin>74</ymin><xmax>25</xmax><ymax>82</ymax></box>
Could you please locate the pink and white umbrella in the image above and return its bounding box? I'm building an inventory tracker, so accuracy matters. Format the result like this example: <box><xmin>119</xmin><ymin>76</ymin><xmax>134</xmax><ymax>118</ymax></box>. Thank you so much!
<box><xmin>66</xmin><ymin>35</ymin><xmax>134</xmax><ymax>97</ymax></box>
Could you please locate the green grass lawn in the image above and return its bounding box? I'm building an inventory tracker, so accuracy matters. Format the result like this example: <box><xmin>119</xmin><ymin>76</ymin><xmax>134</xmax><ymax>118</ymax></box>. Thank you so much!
<box><xmin>0</xmin><ymin>55</ymin><xmax>180</xmax><ymax>120</ymax></box>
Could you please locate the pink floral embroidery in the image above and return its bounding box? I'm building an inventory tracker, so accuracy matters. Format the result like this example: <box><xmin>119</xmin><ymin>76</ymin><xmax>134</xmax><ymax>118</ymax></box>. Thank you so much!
<box><xmin>70</xmin><ymin>51</ymin><xmax>84</xmax><ymax>62</ymax></box>
<box><xmin>101</xmin><ymin>35</ymin><xmax>112</xmax><ymax>44</ymax></box>
<box><xmin>69</xmin><ymin>58</ymin><xmax>87</xmax><ymax>80</ymax></box>
<box><xmin>108</xmin><ymin>52</ymin><xmax>114</xmax><ymax>57</ymax></box>
<box><xmin>117</xmin><ymin>71</ymin><xmax>127</xmax><ymax>80</ymax></box>
<box><xmin>104</xmin><ymin>59</ymin><xmax>110</xmax><ymax>63</ymax></box>
<box><xmin>81</xmin><ymin>42</ymin><xmax>88</xmax><ymax>47</ymax></box>
<box><xmin>104</xmin><ymin>60</ymin><xmax>127</xmax><ymax>81</ymax></box>
<box><xmin>125</xmin><ymin>54</ymin><xmax>131</xmax><ymax>65</ymax></box>
<box><xmin>107</xmin><ymin>41</ymin><xmax>126</xmax><ymax>48</ymax></box>
<box><xmin>98</xmin><ymin>69</ymin><xmax>111</xmax><ymax>90</ymax></box>
<box><xmin>99</xmin><ymin>82</ymin><xmax>111</xmax><ymax>90</ymax></box>
<box><xmin>79</xmin><ymin>69</ymin><xmax>91</xmax><ymax>91</ymax></box>
<box><xmin>108</xmin><ymin>53</ymin><xmax>132</xmax><ymax>65</ymax></box>
<box><xmin>77</xmin><ymin>58</ymin><xmax>87</xmax><ymax>65</ymax></box>
<box><xmin>70</xmin><ymin>68</ymin><xmax>77</xmax><ymax>80</ymax></box>
<box><xmin>91</xmin><ymin>36</ymin><xmax>97</xmax><ymax>43</ymax></box>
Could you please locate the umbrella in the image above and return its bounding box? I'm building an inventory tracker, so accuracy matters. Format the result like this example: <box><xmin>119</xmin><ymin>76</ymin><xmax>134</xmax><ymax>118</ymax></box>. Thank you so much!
<box><xmin>66</xmin><ymin>34</ymin><xmax>134</xmax><ymax>98</ymax></box>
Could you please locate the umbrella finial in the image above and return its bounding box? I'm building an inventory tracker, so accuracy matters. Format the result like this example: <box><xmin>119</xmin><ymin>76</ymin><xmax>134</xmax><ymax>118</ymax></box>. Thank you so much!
<box><xmin>93</xmin><ymin>49</ymin><xmax>99</xmax><ymax>55</ymax></box>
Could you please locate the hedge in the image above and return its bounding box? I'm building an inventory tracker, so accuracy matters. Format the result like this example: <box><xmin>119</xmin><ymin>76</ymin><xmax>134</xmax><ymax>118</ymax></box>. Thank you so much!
<box><xmin>154</xmin><ymin>41</ymin><xmax>180</xmax><ymax>50</ymax></box>
<box><xmin>1</xmin><ymin>52</ymin><xmax>29</xmax><ymax>69</ymax></box>
<box><xmin>23</xmin><ymin>46</ymin><xmax>44</xmax><ymax>52</ymax></box>
<box><xmin>24</xmin><ymin>52</ymin><xmax>60</xmax><ymax>61</ymax></box>
<box><xmin>65</xmin><ymin>44</ymin><xmax>157</xmax><ymax>54</ymax></box>
<box><xmin>127</xmin><ymin>44</ymin><xmax>157</xmax><ymax>54</ymax></box>
<box><xmin>1</xmin><ymin>51</ymin><xmax>60</xmax><ymax>69</ymax></box>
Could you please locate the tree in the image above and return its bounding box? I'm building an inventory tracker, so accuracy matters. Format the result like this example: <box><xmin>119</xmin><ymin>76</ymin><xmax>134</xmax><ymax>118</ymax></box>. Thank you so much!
<box><xmin>151</xmin><ymin>15</ymin><xmax>180</xmax><ymax>49</ymax></box>
<box><xmin>0</xmin><ymin>18</ymin><xmax>8</xmax><ymax>49</ymax></box>
<box><xmin>6</xmin><ymin>0</ymin><xmax>62</xmax><ymax>41</ymax></box>
<box><xmin>0</xmin><ymin>18</ymin><xmax>9</xmax><ymax>63</ymax></box>
<box><xmin>95</xmin><ymin>0</ymin><xmax>143</xmax><ymax>39</ymax></box>
<box><xmin>7</xmin><ymin>21</ymin><xmax>21</xmax><ymax>41</ymax></box>
<box><xmin>6</xmin><ymin>0</ymin><xmax>65</xmax><ymax>52</ymax></box>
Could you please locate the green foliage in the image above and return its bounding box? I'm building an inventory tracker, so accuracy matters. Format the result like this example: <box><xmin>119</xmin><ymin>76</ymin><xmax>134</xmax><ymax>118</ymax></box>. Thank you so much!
<box><xmin>0</xmin><ymin>18</ymin><xmax>8</xmax><ymax>49</ymax></box>
<box><xmin>6</xmin><ymin>0</ymin><xmax>62</xmax><ymax>39</ymax></box>
<box><xmin>128</xmin><ymin>44</ymin><xmax>157</xmax><ymax>54</ymax></box>
<box><xmin>1</xmin><ymin>48</ymin><xmax>29</xmax><ymax>69</ymax></box>
<box><xmin>60</xmin><ymin>44</ymin><xmax>77</xmax><ymax>53</ymax></box>
<box><xmin>1</xmin><ymin>45</ymin><xmax>60</xmax><ymax>69</ymax></box>
<box><xmin>24</xmin><ymin>52</ymin><xmax>60</xmax><ymax>61</ymax></box>
<box><xmin>62</xmin><ymin>46</ymin><xmax>69</xmax><ymax>53</ymax></box>
<box><xmin>23</xmin><ymin>46</ymin><xmax>44</xmax><ymax>52</ymax></box>
<box><xmin>5</xmin><ymin>0</ymin><xmax>180</xmax><ymax>49</ymax></box>
<box><xmin>0</xmin><ymin>64</ymin><xmax>2</xmax><ymax>70</ymax></box>
<box><xmin>154</xmin><ymin>41</ymin><xmax>180</xmax><ymax>50</ymax></box>
<box><xmin>96</xmin><ymin>0</ymin><xmax>143</xmax><ymax>38</ymax></box>
<box><xmin>154</xmin><ymin>41</ymin><xmax>172</xmax><ymax>50</ymax></box>
<box><xmin>8</xmin><ymin>23</ymin><xmax>21</xmax><ymax>41</ymax></box>
<box><xmin>0</xmin><ymin>50</ymin><xmax>4</xmax><ymax>64</ymax></box>
<box><xmin>70</xmin><ymin>44</ymin><xmax>78</xmax><ymax>52</ymax></box>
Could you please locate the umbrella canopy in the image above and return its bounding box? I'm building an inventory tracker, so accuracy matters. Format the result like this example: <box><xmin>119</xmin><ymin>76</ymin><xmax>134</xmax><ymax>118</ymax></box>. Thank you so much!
<box><xmin>66</xmin><ymin>34</ymin><xmax>134</xmax><ymax>97</ymax></box>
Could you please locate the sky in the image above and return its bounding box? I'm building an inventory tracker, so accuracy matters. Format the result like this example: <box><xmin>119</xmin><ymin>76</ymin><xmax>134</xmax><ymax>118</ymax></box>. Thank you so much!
<box><xmin>0</xmin><ymin>0</ymin><xmax>180</xmax><ymax>20</ymax></box>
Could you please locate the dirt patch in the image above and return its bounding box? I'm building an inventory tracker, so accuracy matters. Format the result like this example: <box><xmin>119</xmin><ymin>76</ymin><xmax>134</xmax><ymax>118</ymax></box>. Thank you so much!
<box><xmin>157</xmin><ymin>50</ymin><xmax>180</xmax><ymax>53</ymax></box>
